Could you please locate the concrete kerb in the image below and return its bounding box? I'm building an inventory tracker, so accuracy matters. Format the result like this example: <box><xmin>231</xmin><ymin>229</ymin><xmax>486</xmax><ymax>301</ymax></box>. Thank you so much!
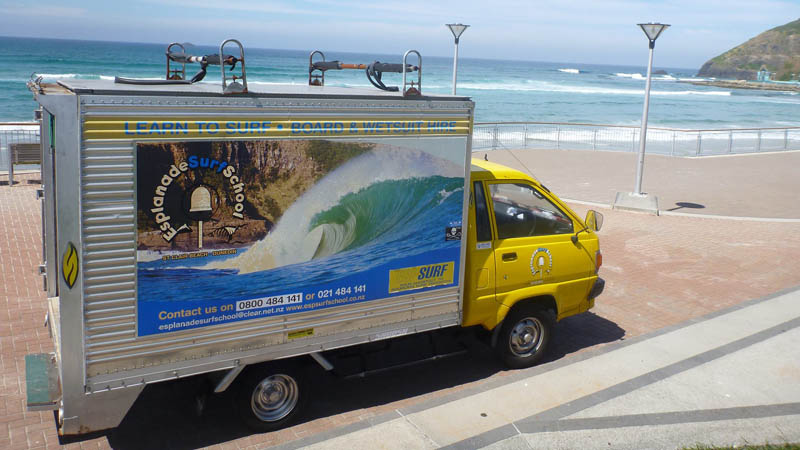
<box><xmin>271</xmin><ymin>284</ymin><xmax>800</xmax><ymax>449</ymax></box>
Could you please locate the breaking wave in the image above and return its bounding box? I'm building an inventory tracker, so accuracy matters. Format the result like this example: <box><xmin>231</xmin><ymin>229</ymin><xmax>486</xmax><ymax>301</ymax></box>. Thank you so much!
<box><xmin>209</xmin><ymin>148</ymin><xmax>463</xmax><ymax>274</ymax></box>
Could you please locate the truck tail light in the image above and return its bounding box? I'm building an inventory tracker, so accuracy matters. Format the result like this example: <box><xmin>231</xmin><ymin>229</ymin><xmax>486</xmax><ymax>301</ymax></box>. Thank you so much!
<box><xmin>595</xmin><ymin>250</ymin><xmax>602</xmax><ymax>272</ymax></box>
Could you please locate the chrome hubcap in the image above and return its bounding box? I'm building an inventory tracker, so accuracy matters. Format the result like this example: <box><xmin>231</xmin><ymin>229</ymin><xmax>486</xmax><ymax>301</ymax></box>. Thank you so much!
<box><xmin>509</xmin><ymin>317</ymin><xmax>544</xmax><ymax>357</ymax></box>
<box><xmin>251</xmin><ymin>374</ymin><xmax>299</xmax><ymax>422</ymax></box>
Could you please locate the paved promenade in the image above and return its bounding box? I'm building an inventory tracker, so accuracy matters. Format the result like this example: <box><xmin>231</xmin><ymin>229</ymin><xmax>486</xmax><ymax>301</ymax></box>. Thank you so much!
<box><xmin>1</xmin><ymin>148</ymin><xmax>799</xmax><ymax>449</ymax></box>
<box><xmin>474</xmin><ymin>148</ymin><xmax>800</xmax><ymax>219</ymax></box>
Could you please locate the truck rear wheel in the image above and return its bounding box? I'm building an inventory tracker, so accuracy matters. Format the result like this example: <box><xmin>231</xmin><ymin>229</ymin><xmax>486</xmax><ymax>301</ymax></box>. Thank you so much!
<box><xmin>234</xmin><ymin>363</ymin><xmax>308</xmax><ymax>432</ymax></box>
<box><xmin>497</xmin><ymin>304</ymin><xmax>553</xmax><ymax>369</ymax></box>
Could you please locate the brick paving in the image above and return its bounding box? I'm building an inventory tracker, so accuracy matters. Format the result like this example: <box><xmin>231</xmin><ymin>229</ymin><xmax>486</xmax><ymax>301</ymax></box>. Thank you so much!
<box><xmin>475</xmin><ymin>148</ymin><xmax>800</xmax><ymax>219</ymax></box>
<box><xmin>2</xmin><ymin>149</ymin><xmax>800</xmax><ymax>448</ymax></box>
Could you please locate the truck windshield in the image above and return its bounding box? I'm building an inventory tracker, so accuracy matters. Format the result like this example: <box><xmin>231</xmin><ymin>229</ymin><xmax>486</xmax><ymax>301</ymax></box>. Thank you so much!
<box><xmin>489</xmin><ymin>183</ymin><xmax>574</xmax><ymax>239</ymax></box>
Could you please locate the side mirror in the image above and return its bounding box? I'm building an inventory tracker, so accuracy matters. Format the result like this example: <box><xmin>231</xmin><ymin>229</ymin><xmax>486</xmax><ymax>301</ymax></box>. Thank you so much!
<box><xmin>585</xmin><ymin>210</ymin><xmax>603</xmax><ymax>232</ymax></box>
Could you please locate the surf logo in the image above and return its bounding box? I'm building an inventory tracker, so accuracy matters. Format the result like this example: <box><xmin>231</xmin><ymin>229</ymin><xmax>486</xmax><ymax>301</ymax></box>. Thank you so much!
<box><xmin>62</xmin><ymin>242</ymin><xmax>79</xmax><ymax>289</ymax></box>
<box><xmin>530</xmin><ymin>248</ymin><xmax>552</xmax><ymax>281</ymax></box>
<box><xmin>149</xmin><ymin>155</ymin><xmax>247</xmax><ymax>248</ymax></box>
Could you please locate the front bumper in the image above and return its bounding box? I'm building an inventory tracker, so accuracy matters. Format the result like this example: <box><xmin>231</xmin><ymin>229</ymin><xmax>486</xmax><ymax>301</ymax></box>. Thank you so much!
<box><xmin>588</xmin><ymin>277</ymin><xmax>605</xmax><ymax>300</ymax></box>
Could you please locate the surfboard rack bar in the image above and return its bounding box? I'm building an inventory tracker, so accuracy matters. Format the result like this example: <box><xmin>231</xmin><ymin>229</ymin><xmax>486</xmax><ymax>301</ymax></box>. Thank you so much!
<box><xmin>115</xmin><ymin>39</ymin><xmax>247</xmax><ymax>94</ymax></box>
<box><xmin>308</xmin><ymin>49</ymin><xmax>421</xmax><ymax>95</ymax></box>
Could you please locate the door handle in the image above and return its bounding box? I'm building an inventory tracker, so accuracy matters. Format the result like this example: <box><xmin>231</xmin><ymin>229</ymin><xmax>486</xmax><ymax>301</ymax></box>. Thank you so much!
<box><xmin>502</xmin><ymin>252</ymin><xmax>517</xmax><ymax>262</ymax></box>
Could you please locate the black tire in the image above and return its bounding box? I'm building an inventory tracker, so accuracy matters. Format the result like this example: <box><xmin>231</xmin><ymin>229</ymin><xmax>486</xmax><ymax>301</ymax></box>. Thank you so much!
<box><xmin>234</xmin><ymin>362</ymin><xmax>308</xmax><ymax>432</ymax></box>
<box><xmin>496</xmin><ymin>304</ymin><xmax>553</xmax><ymax>369</ymax></box>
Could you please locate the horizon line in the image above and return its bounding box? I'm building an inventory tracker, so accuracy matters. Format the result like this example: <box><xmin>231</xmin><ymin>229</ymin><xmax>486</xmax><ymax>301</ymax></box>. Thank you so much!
<box><xmin>0</xmin><ymin>34</ymin><xmax>698</xmax><ymax>72</ymax></box>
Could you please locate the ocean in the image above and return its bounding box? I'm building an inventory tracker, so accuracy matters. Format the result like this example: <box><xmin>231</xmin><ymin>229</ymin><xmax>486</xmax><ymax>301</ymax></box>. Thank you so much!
<box><xmin>1</xmin><ymin>36</ymin><xmax>798</xmax><ymax>128</ymax></box>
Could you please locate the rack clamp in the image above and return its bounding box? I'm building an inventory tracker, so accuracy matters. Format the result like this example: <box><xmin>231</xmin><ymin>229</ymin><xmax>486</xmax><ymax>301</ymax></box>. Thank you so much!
<box><xmin>401</xmin><ymin>50</ymin><xmax>421</xmax><ymax>97</ymax></box>
<box><xmin>220</xmin><ymin>39</ymin><xmax>247</xmax><ymax>94</ymax></box>
<box><xmin>166</xmin><ymin>42</ymin><xmax>187</xmax><ymax>80</ymax></box>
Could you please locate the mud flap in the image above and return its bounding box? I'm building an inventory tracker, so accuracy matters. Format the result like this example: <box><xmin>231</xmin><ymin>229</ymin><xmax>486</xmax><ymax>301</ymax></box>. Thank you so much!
<box><xmin>26</xmin><ymin>353</ymin><xmax>61</xmax><ymax>411</ymax></box>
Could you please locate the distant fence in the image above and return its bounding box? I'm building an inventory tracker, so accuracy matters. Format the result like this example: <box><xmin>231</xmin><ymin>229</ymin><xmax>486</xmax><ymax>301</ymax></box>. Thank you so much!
<box><xmin>0</xmin><ymin>123</ymin><xmax>39</xmax><ymax>172</ymax></box>
<box><xmin>473</xmin><ymin>122</ymin><xmax>800</xmax><ymax>157</ymax></box>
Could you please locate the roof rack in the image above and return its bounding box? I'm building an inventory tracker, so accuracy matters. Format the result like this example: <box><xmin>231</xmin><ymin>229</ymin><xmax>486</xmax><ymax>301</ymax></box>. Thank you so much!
<box><xmin>308</xmin><ymin>49</ymin><xmax>422</xmax><ymax>96</ymax></box>
<box><xmin>115</xmin><ymin>40</ymin><xmax>426</xmax><ymax>96</ymax></box>
<box><xmin>115</xmin><ymin>39</ymin><xmax>248</xmax><ymax>94</ymax></box>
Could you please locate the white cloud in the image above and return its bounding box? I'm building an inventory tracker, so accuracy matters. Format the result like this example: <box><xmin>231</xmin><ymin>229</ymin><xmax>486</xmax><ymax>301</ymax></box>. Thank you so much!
<box><xmin>0</xmin><ymin>4</ymin><xmax>87</xmax><ymax>18</ymax></box>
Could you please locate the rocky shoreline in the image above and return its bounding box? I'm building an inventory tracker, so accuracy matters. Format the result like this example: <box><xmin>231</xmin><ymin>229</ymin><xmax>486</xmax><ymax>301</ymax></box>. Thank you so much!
<box><xmin>682</xmin><ymin>79</ymin><xmax>800</xmax><ymax>93</ymax></box>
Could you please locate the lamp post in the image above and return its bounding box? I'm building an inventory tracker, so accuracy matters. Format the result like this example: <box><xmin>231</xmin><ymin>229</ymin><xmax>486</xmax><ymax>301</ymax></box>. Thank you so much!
<box><xmin>634</xmin><ymin>22</ymin><xmax>669</xmax><ymax>195</ymax></box>
<box><xmin>613</xmin><ymin>22</ymin><xmax>668</xmax><ymax>214</ymax></box>
<box><xmin>446</xmin><ymin>23</ymin><xmax>469</xmax><ymax>95</ymax></box>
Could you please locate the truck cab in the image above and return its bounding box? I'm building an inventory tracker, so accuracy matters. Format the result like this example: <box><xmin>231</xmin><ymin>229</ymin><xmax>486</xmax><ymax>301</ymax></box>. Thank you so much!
<box><xmin>464</xmin><ymin>159</ymin><xmax>604</xmax><ymax>368</ymax></box>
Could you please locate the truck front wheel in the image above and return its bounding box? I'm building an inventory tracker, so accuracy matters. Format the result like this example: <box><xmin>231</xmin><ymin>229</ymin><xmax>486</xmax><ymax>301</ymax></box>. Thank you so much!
<box><xmin>496</xmin><ymin>304</ymin><xmax>553</xmax><ymax>369</ymax></box>
<box><xmin>234</xmin><ymin>363</ymin><xmax>308</xmax><ymax>432</ymax></box>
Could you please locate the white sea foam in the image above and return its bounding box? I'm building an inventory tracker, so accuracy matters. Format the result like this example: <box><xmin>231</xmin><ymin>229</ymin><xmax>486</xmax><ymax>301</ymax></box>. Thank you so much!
<box><xmin>35</xmin><ymin>73</ymin><xmax>80</xmax><ymax>79</ymax></box>
<box><xmin>0</xmin><ymin>124</ymin><xmax>38</xmax><ymax>131</ymax></box>
<box><xmin>458</xmin><ymin>81</ymin><xmax>731</xmax><ymax>97</ymax></box>
<box><xmin>615</xmin><ymin>72</ymin><xmax>676</xmax><ymax>81</ymax></box>
<box><xmin>558</xmin><ymin>68</ymin><xmax>580</xmax><ymax>74</ymax></box>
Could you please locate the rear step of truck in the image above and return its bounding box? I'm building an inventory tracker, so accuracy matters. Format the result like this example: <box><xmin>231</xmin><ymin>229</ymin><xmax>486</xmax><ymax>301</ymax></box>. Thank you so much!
<box><xmin>25</xmin><ymin>353</ymin><xmax>60</xmax><ymax>411</ymax></box>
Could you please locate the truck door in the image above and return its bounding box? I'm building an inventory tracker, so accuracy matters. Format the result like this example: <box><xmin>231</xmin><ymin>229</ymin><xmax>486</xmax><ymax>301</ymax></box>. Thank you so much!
<box><xmin>462</xmin><ymin>180</ymin><xmax>497</xmax><ymax>326</ymax></box>
<box><xmin>487</xmin><ymin>181</ymin><xmax>595</xmax><ymax>316</ymax></box>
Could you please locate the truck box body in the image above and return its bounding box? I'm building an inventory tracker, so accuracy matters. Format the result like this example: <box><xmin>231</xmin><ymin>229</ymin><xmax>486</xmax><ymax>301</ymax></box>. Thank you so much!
<box><xmin>32</xmin><ymin>79</ymin><xmax>474</xmax><ymax>433</ymax></box>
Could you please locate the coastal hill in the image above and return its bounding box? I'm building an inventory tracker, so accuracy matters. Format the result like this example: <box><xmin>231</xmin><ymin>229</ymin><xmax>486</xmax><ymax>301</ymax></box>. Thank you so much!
<box><xmin>697</xmin><ymin>18</ymin><xmax>800</xmax><ymax>81</ymax></box>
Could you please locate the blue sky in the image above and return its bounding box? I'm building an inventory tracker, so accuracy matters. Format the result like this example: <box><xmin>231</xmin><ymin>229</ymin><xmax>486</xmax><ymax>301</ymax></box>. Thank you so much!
<box><xmin>1</xmin><ymin>1</ymin><xmax>798</xmax><ymax>68</ymax></box>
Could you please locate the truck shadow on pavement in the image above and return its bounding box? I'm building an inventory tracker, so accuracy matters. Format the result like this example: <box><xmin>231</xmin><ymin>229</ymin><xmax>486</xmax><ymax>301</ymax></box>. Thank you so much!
<box><xmin>98</xmin><ymin>313</ymin><xmax>623</xmax><ymax>449</ymax></box>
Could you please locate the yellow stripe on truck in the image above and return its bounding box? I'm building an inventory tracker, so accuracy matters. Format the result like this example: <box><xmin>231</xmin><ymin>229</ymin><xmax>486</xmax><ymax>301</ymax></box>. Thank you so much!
<box><xmin>82</xmin><ymin>117</ymin><xmax>472</xmax><ymax>141</ymax></box>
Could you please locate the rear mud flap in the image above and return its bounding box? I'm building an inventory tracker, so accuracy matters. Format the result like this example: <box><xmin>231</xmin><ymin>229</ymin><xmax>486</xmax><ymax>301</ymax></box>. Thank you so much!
<box><xmin>26</xmin><ymin>353</ymin><xmax>61</xmax><ymax>411</ymax></box>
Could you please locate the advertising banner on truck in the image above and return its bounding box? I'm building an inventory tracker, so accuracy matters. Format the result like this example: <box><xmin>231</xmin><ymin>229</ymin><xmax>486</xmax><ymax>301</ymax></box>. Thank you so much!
<box><xmin>135</xmin><ymin>138</ymin><xmax>467</xmax><ymax>335</ymax></box>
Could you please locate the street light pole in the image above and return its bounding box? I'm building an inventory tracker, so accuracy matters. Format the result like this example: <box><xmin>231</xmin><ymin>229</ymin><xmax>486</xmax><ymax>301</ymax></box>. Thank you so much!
<box><xmin>446</xmin><ymin>23</ymin><xmax>469</xmax><ymax>95</ymax></box>
<box><xmin>634</xmin><ymin>23</ymin><xmax>669</xmax><ymax>195</ymax></box>
<box><xmin>613</xmin><ymin>22</ymin><xmax>669</xmax><ymax>215</ymax></box>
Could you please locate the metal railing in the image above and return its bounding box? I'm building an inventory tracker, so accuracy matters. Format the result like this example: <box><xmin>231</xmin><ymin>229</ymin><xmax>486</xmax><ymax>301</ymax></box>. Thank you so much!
<box><xmin>1</xmin><ymin>122</ymin><xmax>40</xmax><ymax>172</ymax></box>
<box><xmin>473</xmin><ymin>122</ymin><xmax>800</xmax><ymax>157</ymax></box>
<box><xmin>3</xmin><ymin>122</ymin><xmax>799</xmax><ymax>165</ymax></box>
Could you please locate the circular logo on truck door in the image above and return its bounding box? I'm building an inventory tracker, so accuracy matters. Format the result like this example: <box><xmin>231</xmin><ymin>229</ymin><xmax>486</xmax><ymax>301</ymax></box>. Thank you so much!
<box><xmin>530</xmin><ymin>247</ymin><xmax>552</xmax><ymax>281</ymax></box>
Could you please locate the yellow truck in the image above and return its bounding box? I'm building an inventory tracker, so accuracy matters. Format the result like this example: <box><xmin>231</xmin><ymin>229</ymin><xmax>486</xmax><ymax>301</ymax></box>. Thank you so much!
<box><xmin>25</xmin><ymin>40</ymin><xmax>603</xmax><ymax>434</ymax></box>
<box><xmin>465</xmin><ymin>159</ymin><xmax>604</xmax><ymax>369</ymax></box>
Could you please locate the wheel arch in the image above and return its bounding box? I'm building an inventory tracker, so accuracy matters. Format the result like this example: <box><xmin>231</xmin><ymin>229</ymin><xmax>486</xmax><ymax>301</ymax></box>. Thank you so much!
<box><xmin>490</xmin><ymin>295</ymin><xmax>557</xmax><ymax>348</ymax></box>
